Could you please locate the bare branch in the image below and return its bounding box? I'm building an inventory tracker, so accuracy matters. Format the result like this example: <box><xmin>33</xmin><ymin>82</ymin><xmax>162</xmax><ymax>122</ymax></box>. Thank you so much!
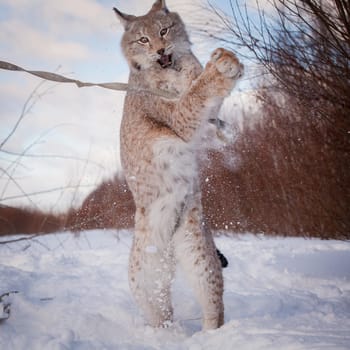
<box><xmin>0</xmin><ymin>183</ymin><xmax>96</xmax><ymax>203</ymax></box>
<box><xmin>0</xmin><ymin>149</ymin><xmax>106</xmax><ymax>172</ymax></box>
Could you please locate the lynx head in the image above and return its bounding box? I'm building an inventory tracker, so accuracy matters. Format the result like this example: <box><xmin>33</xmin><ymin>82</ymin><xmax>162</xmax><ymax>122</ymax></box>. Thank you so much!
<box><xmin>114</xmin><ymin>0</ymin><xmax>191</xmax><ymax>71</ymax></box>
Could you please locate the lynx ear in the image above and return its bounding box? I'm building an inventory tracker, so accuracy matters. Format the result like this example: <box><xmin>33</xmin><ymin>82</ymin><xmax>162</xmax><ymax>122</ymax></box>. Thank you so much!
<box><xmin>149</xmin><ymin>0</ymin><xmax>169</xmax><ymax>14</ymax></box>
<box><xmin>113</xmin><ymin>7</ymin><xmax>136</xmax><ymax>29</ymax></box>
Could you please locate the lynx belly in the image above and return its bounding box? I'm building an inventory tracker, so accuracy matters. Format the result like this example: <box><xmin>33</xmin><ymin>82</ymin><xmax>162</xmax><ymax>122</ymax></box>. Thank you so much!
<box><xmin>148</xmin><ymin>137</ymin><xmax>196</xmax><ymax>248</ymax></box>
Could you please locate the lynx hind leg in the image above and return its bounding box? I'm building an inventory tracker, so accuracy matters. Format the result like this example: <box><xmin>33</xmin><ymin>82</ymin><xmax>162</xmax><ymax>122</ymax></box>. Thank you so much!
<box><xmin>174</xmin><ymin>201</ymin><xmax>224</xmax><ymax>330</ymax></box>
<box><xmin>129</xmin><ymin>208</ymin><xmax>175</xmax><ymax>328</ymax></box>
<box><xmin>210</xmin><ymin>48</ymin><xmax>244</xmax><ymax>79</ymax></box>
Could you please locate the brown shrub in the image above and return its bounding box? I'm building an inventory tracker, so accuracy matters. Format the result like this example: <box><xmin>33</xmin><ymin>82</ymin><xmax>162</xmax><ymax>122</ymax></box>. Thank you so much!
<box><xmin>0</xmin><ymin>205</ymin><xmax>63</xmax><ymax>235</ymax></box>
<box><xmin>201</xmin><ymin>92</ymin><xmax>350</xmax><ymax>239</ymax></box>
<box><xmin>66</xmin><ymin>175</ymin><xmax>135</xmax><ymax>231</ymax></box>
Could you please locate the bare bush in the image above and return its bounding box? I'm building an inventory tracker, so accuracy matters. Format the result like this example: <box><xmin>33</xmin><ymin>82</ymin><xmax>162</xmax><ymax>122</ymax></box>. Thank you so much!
<box><xmin>0</xmin><ymin>205</ymin><xmax>63</xmax><ymax>235</ymax></box>
<box><xmin>198</xmin><ymin>0</ymin><xmax>350</xmax><ymax>238</ymax></box>
<box><xmin>204</xmin><ymin>0</ymin><xmax>350</xmax><ymax>133</ymax></box>
<box><xmin>0</xmin><ymin>81</ymin><xmax>106</xmax><ymax>236</ymax></box>
<box><xmin>65</xmin><ymin>175</ymin><xmax>135</xmax><ymax>231</ymax></box>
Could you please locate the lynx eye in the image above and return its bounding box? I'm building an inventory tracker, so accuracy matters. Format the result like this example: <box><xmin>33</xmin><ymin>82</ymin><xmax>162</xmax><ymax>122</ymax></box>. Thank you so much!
<box><xmin>138</xmin><ymin>37</ymin><xmax>149</xmax><ymax>44</ymax></box>
<box><xmin>160</xmin><ymin>28</ymin><xmax>168</xmax><ymax>37</ymax></box>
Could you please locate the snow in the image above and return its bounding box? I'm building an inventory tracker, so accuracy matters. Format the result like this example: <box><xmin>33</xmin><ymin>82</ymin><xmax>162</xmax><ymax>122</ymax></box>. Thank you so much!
<box><xmin>0</xmin><ymin>230</ymin><xmax>349</xmax><ymax>349</ymax></box>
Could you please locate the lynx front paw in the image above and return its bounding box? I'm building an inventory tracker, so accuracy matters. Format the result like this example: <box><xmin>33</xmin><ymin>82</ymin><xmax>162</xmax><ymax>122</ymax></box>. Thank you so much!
<box><xmin>210</xmin><ymin>48</ymin><xmax>244</xmax><ymax>79</ymax></box>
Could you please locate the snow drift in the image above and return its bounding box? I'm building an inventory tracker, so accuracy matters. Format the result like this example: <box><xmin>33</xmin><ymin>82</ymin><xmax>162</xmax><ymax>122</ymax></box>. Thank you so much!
<box><xmin>0</xmin><ymin>230</ymin><xmax>349</xmax><ymax>349</ymax></box>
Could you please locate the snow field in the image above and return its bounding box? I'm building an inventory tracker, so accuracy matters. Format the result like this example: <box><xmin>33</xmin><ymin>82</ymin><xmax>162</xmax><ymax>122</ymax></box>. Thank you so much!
<box><xmin>0</xmin><ymin>230</ymin><xmax>349</xmax><ymax>349</ymax></box>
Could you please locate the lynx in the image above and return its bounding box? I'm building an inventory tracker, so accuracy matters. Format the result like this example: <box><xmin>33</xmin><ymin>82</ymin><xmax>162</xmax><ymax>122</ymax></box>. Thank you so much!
<box><xmin>114</xmin><ymin>0</ymin><xmax>243</xmax><ymax>330</ymax></box>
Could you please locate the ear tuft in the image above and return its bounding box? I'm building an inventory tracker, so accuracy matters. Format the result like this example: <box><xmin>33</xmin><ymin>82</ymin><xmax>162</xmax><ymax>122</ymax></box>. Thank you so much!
<box><xmin>149</xmin><ymin>0</ymin><xmax>169</xmax><ymax>14</ymax></box>
<box><xmin>113</xmin><ymin>7</ymin><xmax>136</xmax><ymax>28</ymax></box>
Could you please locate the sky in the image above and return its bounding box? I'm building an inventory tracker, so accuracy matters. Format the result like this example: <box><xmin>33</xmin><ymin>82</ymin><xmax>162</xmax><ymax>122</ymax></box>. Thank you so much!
<box><xmin>0</xmin><ymin>0</ymin><xmax>257</xmax><ymax>213</ymax></box>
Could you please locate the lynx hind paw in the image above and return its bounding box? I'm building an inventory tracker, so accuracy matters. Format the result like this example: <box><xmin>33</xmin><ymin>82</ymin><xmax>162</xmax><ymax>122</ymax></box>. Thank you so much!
<box><xmin>211</xmin><ymin>48</ymin><xmax>244</xmax><ymax>79</ymax></box>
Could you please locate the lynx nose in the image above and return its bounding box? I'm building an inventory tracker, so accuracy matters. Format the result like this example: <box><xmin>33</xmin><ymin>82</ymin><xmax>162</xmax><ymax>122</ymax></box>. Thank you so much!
<box><xmin>157</xmin><ymin>48</ymin><xmax>165</xmax><ymax>55</ymax></box>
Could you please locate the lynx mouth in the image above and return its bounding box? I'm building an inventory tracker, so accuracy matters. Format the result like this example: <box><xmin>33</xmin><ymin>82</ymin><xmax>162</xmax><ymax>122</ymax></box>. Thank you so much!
<box><xmin>157</xmin><ymin>54</ymin><xmax>173</xmax><ymax>68</ymax></box>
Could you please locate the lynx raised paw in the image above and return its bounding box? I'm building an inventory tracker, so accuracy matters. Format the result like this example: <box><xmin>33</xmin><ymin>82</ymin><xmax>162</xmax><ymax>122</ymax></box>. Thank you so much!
<box><xmin>210</xmin><ymin>48</ymin><xmax>244</xmax><ymax>79</ymax></box>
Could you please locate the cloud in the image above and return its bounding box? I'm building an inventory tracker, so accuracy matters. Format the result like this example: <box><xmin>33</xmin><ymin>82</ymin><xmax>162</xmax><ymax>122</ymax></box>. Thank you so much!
<box><xmin>0</xmin><ymin>19</ymin><xmax>91</xmax><ymax>63</ymax></box>
<box><xmin>2</xmin><ymin>0</ymin><xmax>111</xmax><ymax>32</ymax></box>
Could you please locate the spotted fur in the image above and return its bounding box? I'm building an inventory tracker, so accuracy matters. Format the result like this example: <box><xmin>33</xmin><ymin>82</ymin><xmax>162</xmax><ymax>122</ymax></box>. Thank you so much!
<box><xmin>114</xmin><ymin>0</ymin><xmax>243</xmax><ymax>330</ymax></box>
